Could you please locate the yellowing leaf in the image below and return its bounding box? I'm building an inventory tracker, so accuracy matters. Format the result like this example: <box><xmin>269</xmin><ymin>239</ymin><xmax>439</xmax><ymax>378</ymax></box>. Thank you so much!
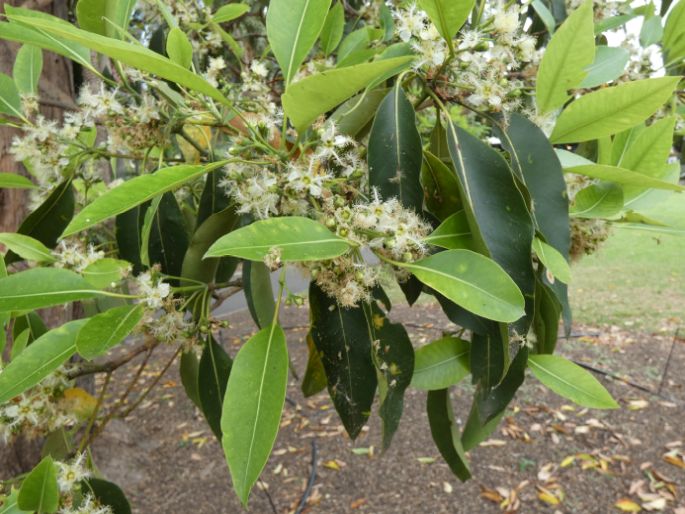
<box><xmin>615</xmin><ymin>499</ymin><xmax>642</xmax><ymax>512</ymax></box>
<box><xmin>59</xmin><ymin>387</ymin><xmax>97</xmax><ymax>420</ymax></box>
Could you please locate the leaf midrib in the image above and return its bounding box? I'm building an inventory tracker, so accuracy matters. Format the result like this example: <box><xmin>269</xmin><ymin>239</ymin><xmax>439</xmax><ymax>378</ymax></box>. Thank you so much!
<box><xmin>529</xmin><ymin>357</ymin><xmax>611</xmax><ymax>405</ymax></box>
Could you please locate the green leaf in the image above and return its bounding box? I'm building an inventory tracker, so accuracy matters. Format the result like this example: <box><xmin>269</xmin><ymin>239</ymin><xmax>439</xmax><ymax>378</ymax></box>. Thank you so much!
<box><xmin>200</xmin><ymin>336</ymin><xmax>233</xmax><ymax>439</ymax></box>
<box><xmin>0</xmin><ymin>172</ymin><xmax>35</xmax><ymax>189</ymax></box>
<box><xmin>7</xmin><ymin>12</ymin><xmax>231</xmax><ymax>107</ymax></box>
<box><xmin>368</xmin><ymin>84</ymin><xmax>423</xmax><ymax>212</ymax></box>
<box><xmin>461</xmin><ymin>398</ymin><xmax>505</xmax><ymax>451</ymax></box>
<box><xmin>0</xmin><ymin>319</ymin><xmax>87</xmax><ymax>404</ymax></box>
<box><xmin>302</xmin><ymin>332</ymin><xmax>327</xmax><ymax>397</ymax></box>
<box><xmin>115</xmin><ymin>204</ymin><xmax>146</xmax><ymax>274</ymax></box>
<box><xmin>401</xmin><ymin>250</ymin><xmax>525</xmax><ymax>323</ymax></box>
<box><xmin>424</xmin><ymin>211</ymin><xmax>472</xmax><ymax>250</ymax></box>
<box><xmin>579</xmin><ymin>46</ymin><xmax>629</xmax><ymax>88</ymax></box>
<box><xmin>12</xmin><ymin>312</ymin><xmax>47</xmax><ymax>347</ymax></box>
<box><xmin>570</xmin><ymin>183</ymin><xmax>624</xmax><ymax>218</ymax></box>
<box><xmin>17</xmin><ymin>457</ymin><xmax>59</xmax><ymax>513</ymax></box>
<box><xmin>0</xmin><ymin>268</ymin><xmax>103</xmax><ymax>313</ymax></box>
<box><xmin>179</xmin><ymin>350</ymin><xmax>201</xmax><ymax>409</ymax></box>
<box><xmin>205</xmin><ymin>216</ymin><xmax>350</xmax><ymax>262</ymax></box>
<box><xmin>663</xmin><ymin>0</ymin><xmax>685</xmax><ymax>54</ymax></box>
<box><xmin>213</xmin><ymin>3</ymin><xmax>250</xmax><ymax>23</ymax></box>
<box><xmin>7</xmin><ymin>180</ymin><xmax>74</xmax><ymax>264</ymax></box>
<box><xmin>10</xmin><ymin>329</ymin><xmax>30</xmax><ymax>361</ymax></box>
<box><xmin>147</xmin><ymin>192</ymin><xmax>189</xmax><ymax>281</ymax></box>
<box><xmin>166</xmin><ymin>27</ymin><xmax>193</xmax><ymax>68</ymax></box>
<box><xmin>1</xmin><ymin>488</ymin><xmax>30</xmax><ymax>514</ymax></box>
<box><xmin>0</xmin><ymin>73</ymin><xmax>22</xmax><ymax>119</ymax></box>
<box><xmin>531</xmin><ymin>0</ymin><xmax>557</xmax><ymax>34</ymax></box>
<box><xmin>13</xmin><ymin>45</ymin><xmax>42</xmax><ymax>94</ymax></box>
<box><xmin>243</xmin><ymin>261</ymin><xmax>276</xmax><ymax>329</ymax></box>
<box><xmin>640</xmin><ymin>15</ymin><xmax>663</xmax><ymax>46</ymax></box>
<box><xmin>411</xmin><ymin>337</ymin><xmax>470</xmax><ymax>390</ymax></box>
<box><xmin>329</xmin><ymin>88</ymin><xmax>390</xmax><ymax>136</ymax></box>
<box><xmin>618</xmin><ymin>116</ymin><xmax>675</xmax><ymax>174</ymax></box>
<box><xmin>81</xmin><ymin>478</ymin><xmax>132</xmax><ymax>514</ymax></box>
<box><xmin>320</xmin><ymin>1</ymin><xmax>345</xmax><ymax>56</ymax></box>
<box><xmin>76</xmin><ymin>304</ymin><xmax>143</xmax><ymax>360</ymax></box>
<box><xmin>533</xmin><ymin>278</ymin><xmax>562</xmax><ymax>354</ymax></box>
<box><xmin>477</xmin><ymin>346</ymin><xmax>528</xmax><ymax>422</ymax></box>
<box><xmin>266</xmin><ymin>0</ymin><xmax>330</xmax><ymax>85</ymax></box>
<box><xmin>470</xmin><ymin>323</ymin><xmax>506</xmax><ymax>389</ymax></box>
<box><xmin>309</xmin><ymin>283</ymin><xmax>377</xmax><ymax>439</ymax></box>
<box><xmin>420</xmin><ymin>151</ymin><xmax>462</xmax><ymax>221</ymax></box>
<box><xmin>536</xmin><ymin>0</ymin><xmax>595</xmax><ymax>114</ymax></box>
<box><xmin>528</xmin><ymin>354</ymin><xmax>619</xmax><ymax>408</ymax></box>
<box><xmin>427</xmin><ymin>389</ymin><xmax>471</xmax><ymax>481</ymax></box>
<box><xmin>282</xmin><ymin>56</ymin><xmax>415</xmax><ymax>131</ymax></box>
<box><xmin>418</xmin><ymin>0</ymin><xmax>474</xmax><ymax>50</ymax></box>
<box><xmin>63</xmin><ymin>162</ymin><xmax>226</xmax><ymax>237</ymax></box>
<box><xmin>550</xmin><ymin>77</ymin><xmax>681</xmax><ymax>143</ymax></box>
<box><xmin>532</xmin><ymin>238</ymin><xmax>571</xmax><ymax>284</ymax></box>
<box><xmin>81</xmin><ymin>258</ymin><xmax>130</xmax><ymax>289</ymax></box>
<box><xmin>221</xmin><ymin>324</ymin><xmax>288</xmax><ymax>505</ymax></box>
<box><xmin>76</xmin><ymin>0</ymin><xmax>135</xmax><ymax>38</ymax></box>
<box><xmin>0</xmin><ymin>233</ymin><xmax>56</xmax><ymax>263</ymax></box>
<box><xmin>565</xmin><ymin>163</ymin><xmax>685</xmax><ymax>191</ymax></box>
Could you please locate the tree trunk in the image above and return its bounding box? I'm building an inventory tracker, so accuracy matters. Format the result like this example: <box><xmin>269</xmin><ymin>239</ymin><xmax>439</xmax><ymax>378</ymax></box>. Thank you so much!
<box><xmin>0</xmin><ymin>0</ymin><xmax>77</xmax><ymax>476</ymax></box>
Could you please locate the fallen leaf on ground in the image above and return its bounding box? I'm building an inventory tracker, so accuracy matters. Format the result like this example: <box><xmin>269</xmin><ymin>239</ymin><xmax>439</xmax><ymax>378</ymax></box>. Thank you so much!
<box><xmin>615</xmin><ymin>498</ymin><xmax>641</xmax><ymax>512</ymax></box>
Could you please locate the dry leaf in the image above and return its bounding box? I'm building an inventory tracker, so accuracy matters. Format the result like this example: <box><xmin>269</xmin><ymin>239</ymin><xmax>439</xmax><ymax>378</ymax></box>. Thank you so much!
<box><xmin>615</xmin><ymin>499</ymin><xmax>642</xmax><ymax>512</ymax></box>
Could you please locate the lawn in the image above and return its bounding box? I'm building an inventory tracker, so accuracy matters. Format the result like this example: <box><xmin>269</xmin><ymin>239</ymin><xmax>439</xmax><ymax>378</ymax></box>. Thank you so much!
<box><xmin>570</xmin><ymin>191</ymin><xmax>685</xmax><ymax>333</ymax></box>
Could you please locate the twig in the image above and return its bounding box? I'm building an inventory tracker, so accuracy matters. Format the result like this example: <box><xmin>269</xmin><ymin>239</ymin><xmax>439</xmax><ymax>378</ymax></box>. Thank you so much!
<box><xmin>658</xmin><ymin>328</ymin><xmax>682</xmax><ymax>396</ymax></box>
<box><xmin>295</xmin><ymin>440</ymin><xmax>318</xmax><ymax>514</ymax></box>
<box><xmin>571</xmin><ymin>359</ymin><xmax>660</xmax><ymax>396</ymax></box>
<box><xmin>67</xmin><ymin>339</ymin><xmax>159</xmax><ymax>378</ymax></box>
<box><xmin>259</xmin><ymin>479</ymin><xmax>279</xmax><ymax>514</ymax></box>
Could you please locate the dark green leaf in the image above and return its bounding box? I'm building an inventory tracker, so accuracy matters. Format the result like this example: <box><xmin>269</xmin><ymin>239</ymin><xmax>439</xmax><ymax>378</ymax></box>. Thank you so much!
<box><xmin>199</xmin><ymin>336</ymin><xmax>233</xmax><ymax>439</ymax></box>
<box><xmin>302</xmin><ymin>332</ymin><xmax>327</xmax><ymax>397</ymax></box>
<box><xmin>81</xmin><ymin>478</ymin><xmax>131</xmax><ymax>514</ymax></box>
<box><xmin>427</xmin><ymin>389</ymin><xmax>471</xmax><ymax>481</ymax></box>
<box><xmin>470</xmin><ymin>322</ymin><xmax>506</xmax><ymax>390</ymax></box>
<box><xmin>243</xmin><ymin>261</ymin><xmax>275</xmax><ymax>329</ymax></box>
<box><xmin>180</xmin><ymin>350</ymin><xmax>202</xmax><ymax>409</ymax></box>
<box><xmin>116</xmin><ymin>203</ymin><xmax>147</xmax><ymax>274</ymax></box>
<box><xmin>477</xmin><ymin>347</ymin><xmax>528</xmax><ymax>423</ymax></box>
<box><xmin>148</xmin><ymin>192</ymin><xmax>189</xmax><ymax>281</ymax></box>
<box><xmin>420</xmin><ymin>151</ymin><xmax>462</xmax><ymax>221</ymax></box>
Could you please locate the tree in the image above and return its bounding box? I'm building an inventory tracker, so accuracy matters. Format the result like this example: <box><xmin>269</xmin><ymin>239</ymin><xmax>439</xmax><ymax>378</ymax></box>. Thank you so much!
<box><xmin>0</xmin><ymin>0</ymin><xmax>683</xmax><ymax>510</ymax></box>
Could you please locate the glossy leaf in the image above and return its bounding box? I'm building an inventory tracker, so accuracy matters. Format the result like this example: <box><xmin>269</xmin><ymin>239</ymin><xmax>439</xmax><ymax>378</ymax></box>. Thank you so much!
<box><xmin>76</xmin><ymin>304</ymin><xmax>144</xmax><ymax>360</ymax></box>
<box><xmin>550</xmin><ymin>77</ymin><xmax>681</xmax><ymax>143</ymax></box>
<box><xmin>477</xmin><ymin>346</ymin><xmax>528</xmax><ymax>422</ymax></box>
<box><xmin>424</xmin><ymin>211</ymin><xmax>472</xmax><ymax>250</ymax></box>
<box><xmin>213</xmin><ymin>4</ymin><xmax>250</xmax><ymax>23</ymax></box>
<box><xmin>243</xmin><ymin>261</ymin><xmax>276</xmax><ymax>329</ymax></box>
<box><xmin>420</xmin><ymin>151</ymin><xmax>462</xmax><ymax>221</ymax></box>
<box><xmin>199</xmin><ymin>336</ymin><xmax>233</xmax><ymax>439</ymax></box>
<box><xmin>411</xmin><ymin>337</ymin><xmax>470</xmax><ymax>390</ymax></box>
<box><xmin>0</xmin><ymin>233</ymin><xmax>56</xmax><ymax>263</ymax></box>
<box><xmin>532</xmin><ymin>238</ymin><xmax>571</xmax><ymax>284</ymax></box>
<box><xmin>180</xmin><ymin>350</ymin><xmax>201</xmax><ymax>409</ymax></box>
<box><xmin>579</xmin><ymin>46</ymin><xmax>629</xmax><ymax>88</ymax></box>
<box><xmin>565</xmin><ymin>163</ymin><xmax>685</xmax><ymax>191</ymax></box>
<box><xmin>470</xmin><ymin>324</ymin><xmax>506</xmax><ymax>390</ymax></box>
<box><xmin>309</xmin><ymin>283</ymin><xmax>377</xmax><ymax>439</ymax></box>
<box><xmin>221</xmin><ymin>325</ymin><xmax>288</xmax><ymax>505</ymax></box>
<box><xmin>0</xmin><ymin>268</ymin><xmax>102</xmax><ymax>313</ymax></box>
<box><xmin>427</xmin><ymin>389</ymin><xmax>471</xmax><ymax>481</ymax></box>
<box><xmin>147</xmin><ymin>192</ymin><xmax>189</xmax><ymax>280</ymax></box>
<box><xmin>115</xmin><ymin>203</ymin><xmax>146</xmax><ymax>274</ymax></box>
<box><xmin>418</xmin><ymin>0</ymin><xmax>474</xmax><ymax>49</ymax></box>
<box><xmin>301</xmin><ymin>332</ymin><xmax>327</xmax><ymax>397</ymax></box>
<box><xmin>205</xmin><ymin>216</ymin><xmax>350</xmax><ymax>262</ymax></box>
<box><xmin>17</xmin><ymin>457</ymin><xmax>59</xmax><ymax>513</ymax></box>
<box><xmin>7</xmin><ymin>13</ymin><xmax>231</xmax><ymax>107</ymax></box>
<box><xmin>13</xmin><ymin>44</ymin><xmax>42</xmax><ymax>94</ymax></box>
<box><xmin>166</xmin><ymin>27</ymin><xmax>193</xmax><ymax>68</ymax></box>
<box><xmin>536</xmin><ymin>0</ymin><xmax>594</xmax><ymax>114</ymax></box>
<box><xmin>266</xmin><ymin>0</ymin><xmax>330</xmax><ymax>84</ymax></box>
<box><xmin>320</xmin><ymin>2</ymin><xmax>345</xmax><ymax>56</ymax></box>
<box><xmin>0</xmin><ymin>172</ymin><xmax>35</xmax><ymax>189</ymax></box>
<box><xmin>528</xmin><ymin>354</ymin><xmax>619</xmax><ymax>408</ymax></box>
<box><xmin>282</xmin><ymin>56</ymin><xmax>414</xmax><ymax>131</ymax></box>
<box><xmin>329</xmin><ymin>88</ymin><xmax>389</xmax><ymax>136</ymax></box>
<box><xmin>570</xmin><ymin>183</ymin><xmax>624</xmax><ymax>218</ymax></box>
<box><xmin>63</xmin><ymin>162</ymin><xmax>226</xmax><ymax>236</ymax></box>
<box><xmin>0</xmin><ymin>319</ymin><xmax>87</xmax><ymax>404</ymax></box>
<box><xmin>402</xmin><ymin>250</ymin><xmax>525</xmax><ymax>323</ymax></box>
<box><xmin>368</xmin><ymin>84</ymin><xmax>423</xmax><ymax>212</ymax></box>
<box><xmin>81</xmin><ymin>478</ymin><xmax>132</xmax><ymax>514</ymax></box>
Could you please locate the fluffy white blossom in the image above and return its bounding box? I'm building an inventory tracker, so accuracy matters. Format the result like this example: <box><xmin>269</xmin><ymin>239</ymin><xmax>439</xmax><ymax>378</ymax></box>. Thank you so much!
<box><xmin>135</xmin><ymin>271</ymin><xmax>171</xmax><ymax>309</ymax></box>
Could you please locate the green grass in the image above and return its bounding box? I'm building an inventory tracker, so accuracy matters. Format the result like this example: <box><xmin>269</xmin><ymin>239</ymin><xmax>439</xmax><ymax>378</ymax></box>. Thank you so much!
<box><xmin>570</xmin><ymin>192</ymin><xmax>685</xmax><ymax>333</ymax></box>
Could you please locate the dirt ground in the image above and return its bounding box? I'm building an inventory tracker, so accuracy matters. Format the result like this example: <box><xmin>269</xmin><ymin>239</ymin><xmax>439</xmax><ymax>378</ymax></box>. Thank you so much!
<box><xmin>83</xmin><ymin>303</ymin><xmax>685</xmax><ymax>513</ymax></box>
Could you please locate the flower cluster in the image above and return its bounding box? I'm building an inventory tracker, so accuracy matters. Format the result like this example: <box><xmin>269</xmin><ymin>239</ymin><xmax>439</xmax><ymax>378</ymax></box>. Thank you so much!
<box><xmin>52</xmin><ymin>454</ymin><xmax>114</xmax><ymax>514</ymax></box>
<box><xmin>306</xmin><ymin>192</ymin><xmax>431</xmax><ymax>307</ymax></box>
<box><xmin>0</xmin><ymin>368</ymin><xmax>77</xmax><ymax>443</ymax></box>
<box><xmin>391</xmin><ymin>3</ymin><xmax>448</xmax><ymax>68</ymax></box>
<box><xmin>53</xmin><ymin>240</ymin><xmax>106</xmax><ymax>273</ymax></box>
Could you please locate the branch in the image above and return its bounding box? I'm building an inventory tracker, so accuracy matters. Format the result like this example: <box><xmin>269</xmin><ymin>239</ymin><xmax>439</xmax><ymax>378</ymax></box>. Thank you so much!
<box><xmin>66</xmin><ymin>339</ymin><xmax>159</xmax><ymax>379</ymax></box>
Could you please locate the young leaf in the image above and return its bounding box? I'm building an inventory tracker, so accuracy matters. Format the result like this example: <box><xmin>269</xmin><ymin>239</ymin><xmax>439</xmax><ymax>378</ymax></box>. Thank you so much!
<box><xmin>7</xmin><ymin>12</ymin><xmax>232</xmax><ymax>107</ymax></box>
<box><xmin>205</xmin><ymin>216</ymin><xmax>351</xmax><ymax>262</ymax></box>
<box><xmin>579</xmin><ymin>46</ymin><xmax>630</xmax><ymax>88</ymax></box>
<box><xmin>266</xmin><ymin>0</ymin><xmax>331</xmax><ymax>85</ymax></box>
<box><xmin>424</xmin><ymin>211</ymin><xmax>472</xmax><ymax>250</ymax></box>
<box><xmin>13</xmin><ymin>44</ymin><xmax>42</xmax><ymax>94</ymax></box>
<box><xmin>0</xmin><ymin>172</ymin><xmax>35</xmax><ymax>189</ymax></box>
<box><xmin>401</xmin><ymin>250</ymin><xmax>525</xmax><ymax>323</ymax></box>
<box><xmin>0</xmin><ymin>319</ymin><xmax>87</xmax><ymax>404</ymax></box>
<box><xmin>550</xmin><ymin>76</ymin><xmax>681</xmax><ymax>143</ymax></box>
<box><xmin>0</xmin><ymin>268</ymin><xmax>103</xmax><ymax>313</ymax></box>
<box><xmin>17</xmin><ymin>457</ymin><xmax>59</xmax><ymax>513</ymax></box>
<box><xmin>166</xmin><ymin>27</ymin><xmax>193</xmax><ymax>69</ymax></box>
<box><xmin>0</xmin><ymin>73</ymin><xmax>22</xmax><ymax>119</ymax></box>
<box><xmin>411</xmin><ymin>337</ymin><xmax>470</xmax><ymax>390</ymax></box>
<box><xmin>536</xmin><ymin>0</ymin><xmax>595</xmax><ymax>114</ymax></box>
<box><xmin>368</xmin><ymin>84</ymin><xmax>423</xmax><ymax>212</ymax></box>
<box><xmin>565</xmin><ymin>163</ymin><xmax>685</xmax><ymax>191</ymax></box>
<box><xmin>570</xmin><ymin>183</ymin><xmax>624</xmax><ymax>218</ymax></box>
<box><xmin>63</xmin><ymin>162</ymin><xmax>226</xmax><ymax>237</ymax></box>
<box><xmin>528</xmin><ymin>354</ymin><xmax>619</xmax><ymax>408</ymax></box>
<box><xmin>213</xmin><ymin>4</ymin><xmax>250</xmax><ymax>23</ymax></box>
<box><xmin>427</xmin><ymin>389</ymin><xmax>471</xmax><ymax>481</ymax></box>
<box><xmin>200</xmin><ymin>336</ymin><xmax>233</xmax><ymax>439</ymax></box>
<box><xmin>320</xmin><ymin>2</ymin><xmax>345</xmax><ymax>56</ymax></box>
<box><xmin>417</xmin><ymin>0</ymin><xmax>475</xmax><ymax>49</ymax></box>
<box><xmin>309</xmin><ymin>283</ymin><xmax>377</xmax><ymax>439</ymax></box>
<box><xmin>221</xmin><ymin>324</ymin><xmax>288</xmax><ymax>505</ymax></box>
<box><xmin>282</xmin><ymin>56</ymin><xmax>415</xmax><ymax>131</ymax></box>
<box><xmin>532</xmin><ymin>238</ymin><xmax>571</xmax><ymax>284</ymax></box>
<box><xmin>76</xmin><ymin>304</ymin><xmax>144</xmax><ymax>360</ymax></box>
<box><xmin>0</xmin><ymin>233</ymin><xmax>56</xmax><ymax>263</ymax></box>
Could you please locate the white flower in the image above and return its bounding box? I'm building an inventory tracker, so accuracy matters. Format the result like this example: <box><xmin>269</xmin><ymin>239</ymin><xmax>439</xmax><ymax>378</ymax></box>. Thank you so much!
<box><xmin>393</xmin><ymin>4</ymin><xmax>428</xmax><ymax>42</ymax></box>
<box><xmin>492</xmin><ymin>7</ymin><xmax>519</xmax><ymax>35</ymax></box>
<box><xmin>56</xmin><ymin>453</ymin><xmax>90</xmax><ymax>493</ymax></box>
<box><xmin>250</xmin><ymin>60</ymin><xmax>269</xmax><ymax>78</ymax></box>
<box><xmin>59</xmin><ymin>494</ymin><xmax>114</xmax><ymax>514</ymax></box>
<box><xmin>136</xmin><ymin>272</ymin><xmax>171</xmax><ymax>309</ymax></box>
